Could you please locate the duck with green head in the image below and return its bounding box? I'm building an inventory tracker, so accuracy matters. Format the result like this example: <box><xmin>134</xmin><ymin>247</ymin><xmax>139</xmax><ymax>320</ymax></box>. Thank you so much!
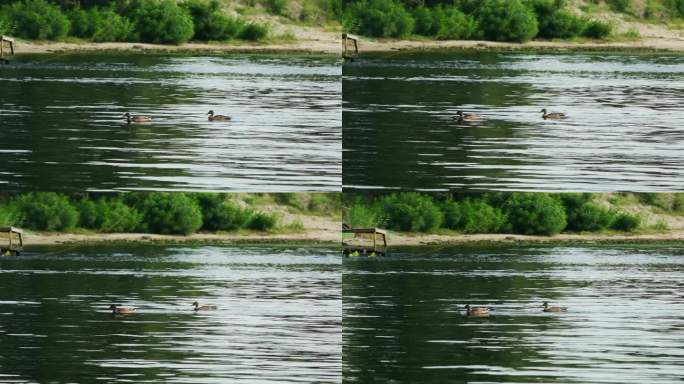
<box><xmin>207</xmin><ymin>110</ymin><xmax>231</xmax><ymax>122</ymax></box>
<box><xmin>193</xmin><ymin>301</ymin><xmax>218</xmax><ymax>311</ymax></box>
<box><xmin>540</xmin><ymin>108</ymin><xmax>566</xmax><ymax>120</ymax></box>
<box><xmin>542</xmin><ymin>301</ymin><xmax>567</xmax><ymax>312</ymax></box>
<box><xmin>456</xmin><ymin>110</ymin><xmax>481</xmax><ymax>123</ymax></box>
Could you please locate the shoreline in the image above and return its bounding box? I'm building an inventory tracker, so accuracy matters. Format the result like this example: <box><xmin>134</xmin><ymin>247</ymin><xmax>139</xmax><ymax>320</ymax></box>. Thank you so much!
<box><xmin>12</xmin><ymin>40</ymin><xmax>340</xmax><ymax>55</ymax></box>
<box><xmin>385</xmin><ymin>231</ymin><xmax>684</xmax><ymax>246</ymax></box>
<box><xmin>22</xmin><ymin>231</ymin><xmax>340</xmax><ymax>247</ymax></box>
<box><xmin>354</xmin><ymin>37</ymin><xmax>684</xmax><ymax>53</ymax></box>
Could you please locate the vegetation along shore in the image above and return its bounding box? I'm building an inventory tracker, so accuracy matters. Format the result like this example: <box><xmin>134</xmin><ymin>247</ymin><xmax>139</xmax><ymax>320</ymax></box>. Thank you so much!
<box><xmin>0</xmin><ymin>0</ymin><xmax>341</xmax><ymax>53</ymax></box>
<box><xmin>0</xmin><ymin>192</ymin><xmax>341</xmax><ymax>245</ymax></box>
<box><xmin>342</xmin><ymin>0</ymin><xmax>684</xmax><ymax>52</ymax></box>
<box><xmin>344</xmin><ymin>192</ymin><xmax>684</xmax><ymax>245</ymax></box>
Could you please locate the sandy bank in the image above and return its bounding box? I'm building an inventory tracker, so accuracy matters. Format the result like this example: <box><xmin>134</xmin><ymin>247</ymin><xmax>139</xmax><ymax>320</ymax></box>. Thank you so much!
<box><xmin>14</xmin><ymin>37</ymin><xmax>339</xmax><ymax>55</ymax></box>
<box><xmin>23</xmin><ymin>230</ymin><xmax>340</xmax><ymax>247</ymax></box>
<box><xmin>354</xmin><ymin>37</ymin><xmax>684</xmax><ymax>53</ymax></box>
<box><xmin>386</xmin><ymin>231</ymin><xmax>684</xmax><ymax>246</ymax></box>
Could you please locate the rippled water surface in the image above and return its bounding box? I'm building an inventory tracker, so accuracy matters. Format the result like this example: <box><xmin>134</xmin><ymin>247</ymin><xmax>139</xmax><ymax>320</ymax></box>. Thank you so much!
<box><xmin>344</xmin><ymin>245</ymin><xmax>684</xmax><ymax>383</ymax></box>
<box><xmin>343</xmin><ymin>51</ymin><xmax>684</xmax><ymax>191</ymax></box>
<box><xmin>0</xmin><ymin>244</ymin><xmax>341</xmax><ymax>383</ymax></box>
<box><xmin>0</xmin><ymin>53</ymin><xmax>341</xmax><ymax>192</ymax></box>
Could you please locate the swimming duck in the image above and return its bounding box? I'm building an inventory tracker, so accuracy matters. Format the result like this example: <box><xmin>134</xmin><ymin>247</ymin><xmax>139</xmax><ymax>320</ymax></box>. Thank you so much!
<box><xmin>109</xmin><ymin>304</ymin><xmax>136</xmax><ymax>314</ymax></box>
<box><xmin>193</xmin><ymin>301</ymin><xmax>218</xmax><ymax>311</ymax></box>
<box><xmin>456</xmin><ymin>110</ymin><xmax>481</xmax><ymax>122</ymax></box>
<box><xmin>464</xmin><ymin>304</ymin><xmax>490</xmax><ymax>317</ymax></box>
<box><xmin>124</xmin><ymin>113</ymin><xmax>152</xmax><ymax>123</ymax></box>
<box><xmin>542</xmin><ymin>301</ymin><xmax>567</xmax><ymax>312</ymax></box>
<box><xmin>207</xmin><ymin>110</ymin><xmax>231</xmax><ymax>121</ymax></box>
<box><xmin>540</xmin><ymin>108</ymin><xmax>566</xmax><ymax>120</ymax></box>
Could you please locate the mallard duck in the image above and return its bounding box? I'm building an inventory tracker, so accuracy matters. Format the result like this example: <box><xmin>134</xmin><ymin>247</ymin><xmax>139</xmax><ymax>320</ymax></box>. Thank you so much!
<box><xmin>456</xmin><ymin>110</ymin><xmax>481</xmax><ymax>122</ymax></box>
<box><xmin>541</xmin><ymin>108</ymin><xmax>566</xmax><ymax>120</ymax></box>
<box><xmin>464</xmin><ymin>304</ymin><xmax>490</xmax><ymax>317</ymax></box>
<box><xmin>542</xmin><ymin>301</ymin><xmax>567</xmax><ymax>312</ymax></box>
<box><xmin>207</xmin><ymin>110</ymin><xmax>231</xmax><ymax>121</ymax></box>
<box><xmin>109</xmin><ymin>304</ymin><xmax>136</xmax><ymax>314</ymax></box>
<box><xmin>124</xmin><ymin>113</ymin><xmax>152</xmax><ymax>123</ymax></box>
<box><xmin>193</xmin><ymin>301</ymin><xmax>218</xmax><ymax>311</ymax></box>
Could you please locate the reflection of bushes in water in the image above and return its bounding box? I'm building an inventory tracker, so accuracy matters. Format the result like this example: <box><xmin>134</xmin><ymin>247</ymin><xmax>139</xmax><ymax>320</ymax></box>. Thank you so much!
<box><xmin>0</xmin><ymin>192</ymin><xmax>280</xmax><ymax>235</ymax></box>
<box><xmin>343</xmin><ymin>0</ymin><xmax>613</xmax><ymax>41</ymax></box>
<box><xmin>0</xmin><ymin>0</ymin><xmax>269</xmax><ymax>43</ymax></box>
<box><xmin>344</xmin><ymin>192</ymin><xmax>651</xmax><ymax>236</ymax></box>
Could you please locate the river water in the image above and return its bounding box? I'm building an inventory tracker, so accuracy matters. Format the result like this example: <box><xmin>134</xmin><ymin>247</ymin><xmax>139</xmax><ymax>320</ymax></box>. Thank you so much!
<box><xmin>0</xmin><ymin>53</ymin><xmax>341</xmax><ymax>192</ymax></box>
<box><xmin>343</xmin><ymin>51</ymin><xmax>684</xmax><ymax>192</ymax></box>
<box><xmin>0</xmin><ymin>244</ymin><xmax>341</xmax><ymax>383</ymax></box>
<box><xmin>344</xmin><ymin>244</ymin><xmax>684</xmax><ymax>383</ymax></box>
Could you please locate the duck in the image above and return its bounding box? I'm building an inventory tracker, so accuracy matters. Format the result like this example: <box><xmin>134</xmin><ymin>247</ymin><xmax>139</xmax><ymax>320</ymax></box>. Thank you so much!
<box><xmin>124</xmin><ymin>112</ymin><xmax>152</xmax><ymax>123</ymax></box>
<box><xmin>540</xmin><ymin>108</ymin><xmax>566</xmax><ymax>120</ymax></box>
<box><xmin>193</xmin><ymin>301</ymin><xmax>218</xmax><ymax>311</ymax></box>
<box><xmin>456</xmin><ymin>110</ymin><xmax>481</xmax><ymax>122</ymax></box>
<box><xmin>109</xmin><ymin>304</ymin><xmax>136</xmax><ymax>314</ymax></box>
<box><xmin>207</xmin><ymin>110</ymin><xmax>231</xmax><ymax>121</ymax></box>
<box><xmin>542</xmin><ymin>301</ymin><xmax>567</xmax><ymax>312</ymax></box>
<box><xmin>464</xmin><ymin>304</ymin><xmax>490</xmax><ymax>317</ymax></box>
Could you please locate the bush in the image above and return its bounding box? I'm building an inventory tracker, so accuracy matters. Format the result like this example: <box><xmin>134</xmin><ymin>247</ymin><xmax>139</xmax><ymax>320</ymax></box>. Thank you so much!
<box><xmin>0</xmin><ymin>17</ymin><xmax>11</xmax><ymax>35</ymax></box>
<box><xmin>246</xmin><ymin>211</ymin><xmax>278</xmax><ymax>230</ymax></box>
<box><xmin>442</xmin><ymin>199</ymin><xmax>506</xmax><ymax>233</ymax></box>
<box><xmin>122</xmin><ymin>0</ymin><xmax>194</xmax><ymax>44</ymax></box>
<box><xmin>263</xmin><ymin>0</ymin><xmax>289</xmax><ymax>15</ymax></box>
<box><xmin>68</xmin><ymin>7</ymin><xmax>134</xmax><ymax>42</ymax></box>
<box><xmin>379</xmin><ymin>192</ymin><xmax>443</xmax><ymax>232</ymax></box>
<box><xmin>414</xmin><ymin>5</ymin><xmax>478</xmax><ymax>40</ymax></box>
<box><xmin>501</xmin><ymin>193</ymin><xmax>567</xmax><ymax>235</ymax></box>
<box><xmin>76</xmin><ymin>198</ymin><xmax>142</xmax><ymax>232</ymax></box>
<box><xmin>13</xmin><ymin>192</ymin><xmax>79</xmax><ymax>231</ymax></box>
<box><xmin>343</xmin><ymin>0</ymin><xmax>414</xmax><ymax>38</ymax></box>
<box><xmin>182</xmin><ymin>0</ymin><xmax>246</xmax><ymax>41</ymax></box>
<box><xmin>130</xmin><ymin>192</ymin><xmax>203</xmax><ymax>235</ymax></box>
<box><xmin>583</xmin><ymin>20</ymin><xmax>612</xmax><ymax>38</ymax></box>
<box><xmin>528</xmin><ymin>0</ymin><xmax>586</xmax><ymax>39</ymax></box>
<box><xmin>238</xmin><ymin>22</ymin><xmax>269</xmax><ymax>40</ymax></box>
<box><xmin>475</xmin><ymin>0</ymin><xmax>538</xmax><ymax>42</ymax></box>
<box><xmin>344</xmin><ymin>198</ymin><xmax>380</xmax><ymax>228</ymax></box>
<box><xmin>568</xmin><ymin>203</ymin><xmax>614</xmax><ymax>231</ymax></box>
<box><xmin>3</xmin><ymin>0</ymin><xmax>71</xmax><ymax>40</ymax></box>
<box><xmin>637</xmin><ymin>192</ymin><xmax>674</xmax><ymax>211</ymax></box>
<box><xmin>610</xmin><ymin>212</ymin><xmax>641</xmax><ymax>231</ymax></box>
<box><xmin>194</xmin><ymin>194</ymin><xmax>252</xmax><ymax>231</ymax></box>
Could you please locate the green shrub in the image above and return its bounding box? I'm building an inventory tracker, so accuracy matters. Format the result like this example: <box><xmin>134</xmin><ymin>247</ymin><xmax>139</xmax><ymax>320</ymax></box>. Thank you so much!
<box><xmin>610</xmin><ymin>212</ymin><xmax>641</xmax><ymax>231</ymax></box>
<box><xmin>122</xmin><ymin>0</ymin><xmax>194</xmax><ymax>44</ymax></box>
<box><xmin>238</xmin><ymin>22</ymin><xmax>269</xmax><ymax>40</ymax></box>
<box><xmin>501</xmin><ymin>193</ymin><xmax>567</xmax><ymax>235</ymax></box>
<box><xmin>0</xmin><ymin>17</ymin><xmax>11</xmax><ymax>35</ymax></box>
<box><xmin>263</xmin><ymin>0</ymin><xmax>289</xmax><ymax>15</ymax></box>
<box><xmin>344</xmin><ymin>198</ymin><xmax>380</xmax><ymax>228</ymax></box>
<box><xmin>475</xmin><ymin>0</ymin><xmax>538</xmax><ymax>42</ymax></box>
<box><xmin>194</xmin><ymin>194</ymin><xmax>252</xmax><ymax>231</ymax></box>
<box><xmin>569</xmin><ymin>203</ymin><xmax>614</xmax><ymax>231</ymax></box>
<box><xmin>246</xmin><ymin>211</ymin><xmax>278</xmax><ymax>230</ymax></box>
<box><xmin>442</xmin><ymin>199</ymin><xmax>506</xmax><ymax>233</ymax></box>
<box><xmin>583</xmin><ymin>19</ymin><xmax>612</xmax><ymax>38</ymax></box>
<box><xmin>131</xmin><ymin>192</ymin><xmax>203</xmax><ymax>235</ymax></box>
<box><xmin>68</xmin><ymin>7</ymin><xmax>134</xmax><ymax>42</ymax></box>
<box><xmin>300</xmin><ymin>0</ymin><xmax>318</xmax><ymax>22</ymax></box>
<box><xmin>379</xmin><ymin>192</ymin><xmax>443</xmax><ymax>232</ymax></box>
<box><xmin>673</xmin><ymin>193</ymin><xmax>684</xmax><ymax>213</ymax></box>
<box><xmin>81</xmin><ymin>199</ymin><xmax>142</xmax><ymax>232</ymax></box>
<box><xmin>528</xmin><ymin>0</ymin><xmax>586</xmax><ymax>39</ymax></box>
<box><xmin>637</xmin><ymin>192</ymin><xmax>674</xmax><ymax>211</ymax></box>
<box><xmin>343</xmin><ymin>0</ymin><xmax>414</xmax><ymax>38</ymax></box>
<box><xmin>607</xmin><ymin>0</ymin><xmax>633</xmax><ymax>14</ymax></box>
<box><xmin>182</xmin><ymin>0</ymin><xmax>246</xmax><ymax>41</ymax></box>
<box><xmin>3</xmin><ymin>0</ymin><xmax>71</xmax><ymax>40</ymax></box>
<box><xmin>13</xmin><ymin>192</ymin><xmax>79</xmax><ymax>231</ymax></box>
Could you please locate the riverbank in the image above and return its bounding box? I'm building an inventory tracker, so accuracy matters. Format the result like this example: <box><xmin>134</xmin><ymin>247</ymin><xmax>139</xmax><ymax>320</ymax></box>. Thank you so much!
<box><xmin>354</xmin><ymin>36</ymin><xmax>684</xmax><ymax>53</ymax></box>
<box><xmin>385</xmin><ymin>231</ymin><xmax>684</xmax><ymax>246</ymax></box>
<box><xmin>23</xmin><ymin>228</ymin><xmax>339</xmax><ymax>247</ymax></box>
<box><xmin>11</xmin><ymin>29</ymin><xmax>340</xmax><ymax>55</ymax></box>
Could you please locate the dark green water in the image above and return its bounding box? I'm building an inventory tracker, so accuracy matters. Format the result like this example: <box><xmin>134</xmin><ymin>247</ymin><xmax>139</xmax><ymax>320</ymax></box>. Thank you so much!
<box><xmin>0</xmin><ymin>53</ymin><xmax>341</xmax><ymax>192</ymax></box>
<box><xmin>343</xmin><ymin>51</ymin><xmax>684</xmax><ymax>192</ymax></box>
<box><xmin>344</xmin><ymin>245</ymin><xmax>684</xmax><ymax>383</ymax></box>
<box><xmin>0</xmin><ymin>244</ymin><xmax>341</xmax><ymax>383</ymax></box>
